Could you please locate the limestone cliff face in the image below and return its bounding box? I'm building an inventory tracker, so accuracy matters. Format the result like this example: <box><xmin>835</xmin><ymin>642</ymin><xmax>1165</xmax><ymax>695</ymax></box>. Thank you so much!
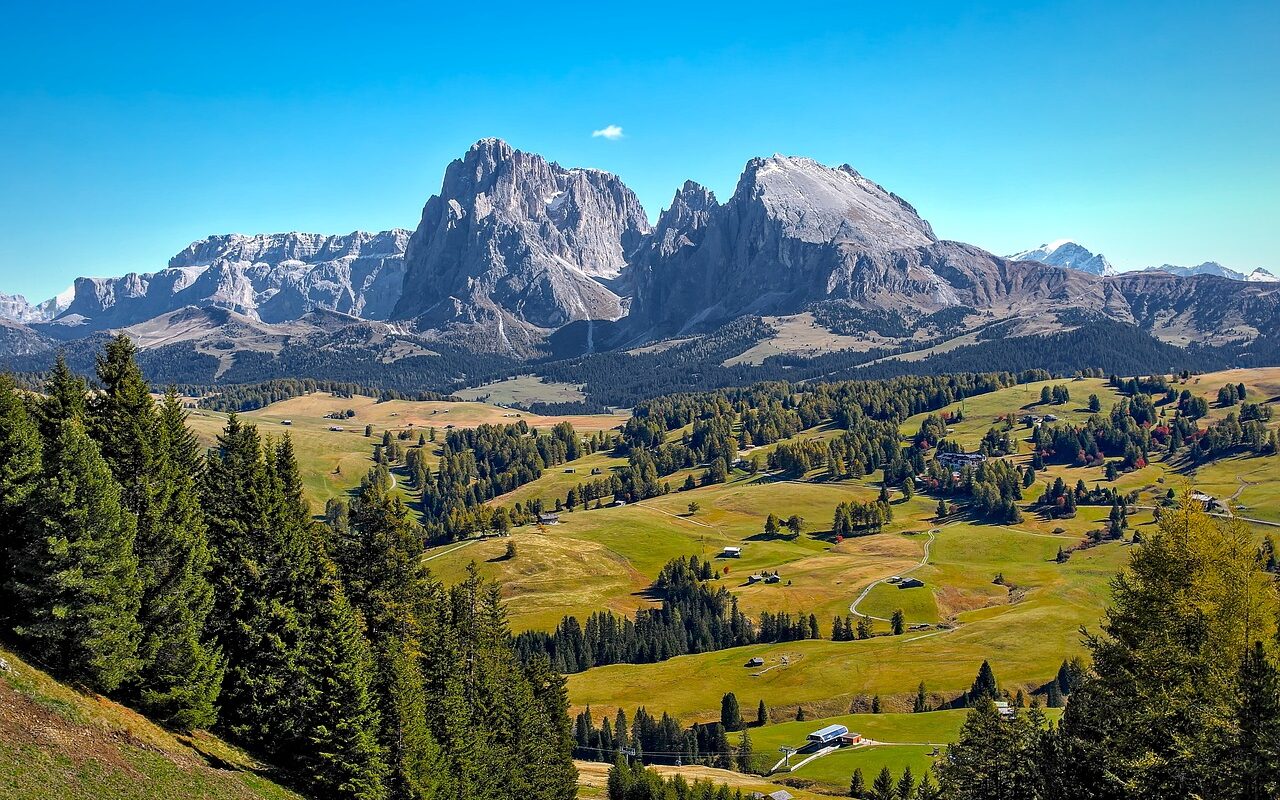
<box><xmin>627</xmin><ymin>154</ymin><xmax>1111</xmax><ymax>336</ymax></box>
<box><xmin>44</xmin><ymin>230</ymin><xmax>408</xmax><ymax>332</ymax></box>
<box><xmin>392</xmin><ymin>138</ymin><xmax>650</xmax><ymax>346</ymax></box>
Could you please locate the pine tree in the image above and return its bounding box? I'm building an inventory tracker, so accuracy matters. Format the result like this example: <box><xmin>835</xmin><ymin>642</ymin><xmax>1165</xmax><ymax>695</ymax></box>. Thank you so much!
<box><xmin>721</xmin><ymin>691</ymin><xmax>743</xmax><ymax>731</ymax></box>
<box><xmin>36</xmin><ymin>353</ymin><xmax>87</xmax><ymax>436</ymax></box>
<box><xmin>895</xmin><ymin>766</ymin><xmax>915</xmax><ymax>800</ymax></box>
<box><xmin>914</xmin><ymin>681</ymin><xmax>928</xmax><ymax>713</ymax></box>
<box><xmin>966</xmin><ymin>660</ymin><xmax>999</xmax><ymax>705</ymax></box>
<box><xmin>90</xmin><ymin>343</ymin><xmax>222</xmax><ymax>729</ymax></box>
<box><xmin>293</xmin><ymin>557</ymin><xmax>388</xmax><ymax>800</ymax></box>
<box><xmin>1225</xmin><ymin>641</ymin><xmax>1280</xmax><ymax>800</ymax></box>
<box><xmin>0</xmin><ymin>375</ymin><xmax>42</xmax><ymax>628</ymax></box>
<box><xmin>338</xmin><ymin>471</ymin><xmax>447</xmax><ymax>798</ymax></box>
<box><xmin>11</xmin><ymin>416</ymin><xmax>142</xmax><ymax>692</ymax></box>
<box><xmin>131</xmin><ymin>391</ymin><xmax>223</xmax><ymax>729</ymax></box>
<box><xmin>735</xmin><ymin>729</ymin><xmax>753</xmax><ymax>773</ymax></box>
<box><xmin>1053</xmin><ymin>494</ymin><xmax>1280</xmax><ymax>798</ymax></box>
<box><xmin>202</xmin><ymin>417</ymin><xmax>311</xmax><ymax>752</ymax></box>
<box><xmin>870</xmin><ymin>766</ymin><xmax>895</xmax><ymax>800</ymax></box>
<box><xmin>757</xmin><ymin>699</ymin><xmax>768</xmax><ymax>726</ymax></box>
<box><xmin>891</xmin><ymin>609</ymin><xmax>905</xmax><ymax>635</ymax></box>
<box><xmin>848</xmin><ymin>767</ymin><xmax>866</xmax><ymax>798</ymax></box>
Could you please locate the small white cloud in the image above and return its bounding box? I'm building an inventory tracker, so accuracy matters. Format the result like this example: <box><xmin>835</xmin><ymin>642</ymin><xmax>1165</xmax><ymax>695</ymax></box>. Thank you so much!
<box><xmin>591</xmin><ymin>124</ymin><xmax>624</xmax><ymax>140</ymax></box>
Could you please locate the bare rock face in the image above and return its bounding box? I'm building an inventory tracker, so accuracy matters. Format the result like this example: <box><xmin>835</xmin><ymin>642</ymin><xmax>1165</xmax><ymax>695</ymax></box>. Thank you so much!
<box><xmin>44</xmin><ymin>230</ymin><xmax>408</xmax><ymax>332</ymax></box>
<box><xmin>628</xmin><ymin>154</ymin><xmax>1110</xmax><ymax>335</ymax></box>
<box><xmin>392</xmin><ymin>138</ymin><xmax>651</xmax><ymax>346</ymax></box>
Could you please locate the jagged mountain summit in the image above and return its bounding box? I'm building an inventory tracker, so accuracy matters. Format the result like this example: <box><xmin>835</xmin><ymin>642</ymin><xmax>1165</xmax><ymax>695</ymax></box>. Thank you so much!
<box><xmin>392</xmin><ymin>138</ymin><xmax>650</xmax><ymax>353</ymax></box>
<box><xmin>1142</xmin><ymin>261</ymin><xmax>1278</xmax><ymax>282</ymax></box>
<box><xmin>2</xmin><ymin>138</ymin><xmax>1278</xmax><ymax>384</ymax></box>
<box><xmin>628</xmin><ymin>154</ymin><xmax>1103</xmax><ymax>336</ymax></box>
<box><xmin>37</xmin><ymin>230</ymin><xmax>408</xmax><ymax>335</ymax></box>
<box><xmin>1007</xmin><ymin>240</ymin><xmax>1116</xmax><ymax>276</ymax></box>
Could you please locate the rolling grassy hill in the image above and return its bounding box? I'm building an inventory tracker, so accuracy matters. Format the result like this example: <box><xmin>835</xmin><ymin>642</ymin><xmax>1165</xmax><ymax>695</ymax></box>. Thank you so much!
<box><xmin>163</xmin><ymin>369</ymin><xmax>1278</xmax><ymax>793</ymax></box>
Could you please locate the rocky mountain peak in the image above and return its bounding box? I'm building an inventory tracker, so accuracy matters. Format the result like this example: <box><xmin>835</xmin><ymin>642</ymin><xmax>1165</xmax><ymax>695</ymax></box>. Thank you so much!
<box><xmin>1008</xmin><ymin>240</ymin><xmax>1116</xmax><ymax>276</ymax></box>
<box><xmin>733</xmin><ymin>154</ymin><xmax>936</xmax><ymax>247</ymax></box>
<box><xmin>392</xmin><ymin>140</ymin><xmax>651</xmax><ymax>346</ymax></box>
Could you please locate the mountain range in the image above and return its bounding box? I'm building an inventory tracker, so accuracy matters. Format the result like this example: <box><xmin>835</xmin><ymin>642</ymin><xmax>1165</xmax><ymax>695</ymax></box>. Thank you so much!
<box><xmin>2</xmin><ymin>138</ymin><xmax>1278</xmax><ymax>392</ymax></box>
<box><xmin>1008</xmin><ymin>240</ymin><xmax>1276</xmax><ymax>283</ymax></box>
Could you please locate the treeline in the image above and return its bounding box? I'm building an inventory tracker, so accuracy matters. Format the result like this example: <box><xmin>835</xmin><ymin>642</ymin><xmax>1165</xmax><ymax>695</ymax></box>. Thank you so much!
<box><xmin>605</xmin><ymin>758</ymin><xmax>750</xmax><ymax>800</ymax></box>
<box><xmin>0</xmin><ymin>337</ymin><xmax>576</xmax><ymax>800</ymax></box>
<box><xmin>193</xmin><ymin>378</ymin><xmax>453</xmax><ymax>412</ymax></box>
<box><xmin>574</xmin><ymin>706</ymin><xmax>754</xmax><ymax>773</ymax></box>
<box><xmin>513</xmin><ymin>556</ymin><xmax>755</xmax><ymax>673</ymax></box>
<box><xmin>513</xmin><ymin>556</ymin><xmax>835</xmax><ymax>674</ymax></box>
<box><xmin>408</xmin><ymin>420</ymin><xmax>596</xmax><ymax>542</ymax></box>
<box><xmin>929</xmin><ymin>497</ymin><xmax>1280</xmax><ymax>800</ymax></box>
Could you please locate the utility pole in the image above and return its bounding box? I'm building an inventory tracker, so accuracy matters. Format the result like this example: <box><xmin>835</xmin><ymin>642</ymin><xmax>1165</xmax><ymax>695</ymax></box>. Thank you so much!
<box><xmin>778</xmin><ymin>745</ymin><xmax>797</xmax><ymax>769</ymax></box>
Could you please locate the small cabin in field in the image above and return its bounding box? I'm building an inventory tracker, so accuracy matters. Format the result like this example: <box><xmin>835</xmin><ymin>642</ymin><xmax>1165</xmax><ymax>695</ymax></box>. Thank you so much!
<box><xmin>722</xmin><ymin>546</ymin><xmax>742</xmax><ymax>558</ymax></box>
<box><xmin>328</xmin><ymin>425</ymin><xmax>345</xmax><ymax>432</ymax></box>
<box><xmin>839</xmin><ymin>731</ymin><xmax>865</xmax><ymax>746</ymax></box>
<box><xmin>899</xmin><ymin>577</ymin><xmax>925</xmax><ymax>589</ymax></box>
<box><xmin>281</xmin><ymin>419</ymin><xmax>292</xmax><ymax>426</ymax></box>
<box><xmin>764</xmin><ymin>573</ymin><xmax>781</xmax><ymax>584</ymax></box>
<box><xmin>806</xmin><ymin>724</ymin><xmax>848</xmax><ymax>745</ymax></box>
<box><xmin>537</xmin><ymin>513</ymin><xmax>560</xmax><ymax>525</ymax></box>
<box><xmin>745</xmin><ymin>657</ymin><xmax>764</xmax><ymax>667</ymax></box>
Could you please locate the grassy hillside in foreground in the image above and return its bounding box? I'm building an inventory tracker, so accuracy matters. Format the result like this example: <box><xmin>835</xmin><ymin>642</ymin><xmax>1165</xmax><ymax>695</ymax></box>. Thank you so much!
<box><xmin>0</xmin><ymin>644</ymin><xmax>303</xmax><ymax>800</ymax></box>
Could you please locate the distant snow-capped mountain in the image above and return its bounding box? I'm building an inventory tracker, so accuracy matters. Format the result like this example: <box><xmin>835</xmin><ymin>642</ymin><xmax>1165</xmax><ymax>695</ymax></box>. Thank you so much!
<box><xmin>1142</xmin><ymin>262</ymin><xmax>1278</xmax><ymax>282</ymax></box>
<box><xmin>0</xmin><ymin>287</ymin><xmax>74</xmax><ymax>324</ymax></box>
<box><xmin>1007</xmin><ymin>240</ymin><xmax>1115</xmax><ymax>276</ymax></box>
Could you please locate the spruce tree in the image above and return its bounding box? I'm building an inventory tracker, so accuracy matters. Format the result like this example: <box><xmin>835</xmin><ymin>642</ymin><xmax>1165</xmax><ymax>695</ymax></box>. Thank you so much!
<box><xmin>203</xmin><ymin>417</ymin><xmax>310</xmax><ymax>751</ymax></box>
<box><xmin>104</xmin><ymin>367</ymin><xmax>223</xmax><ymax>728</ymax></box>
<box><xmin>721</xmin><ymin>692</ymin><xmax>743</xmax><ymax>731</ymax></box>
<box><xmin>757</xmin><ymin>699</ymin><xmax>768</xmax><ymax>726</ymax></box>
<box><xmin>870</xmin><ymin>766</ymin><xmax>895</xmax><ymax>800</ymax></box>
<box><xmin>0</xmin><ymin>376</ymin><xmax>42</xmax><ymax>628</ymax></box>
<box><xmin>848</xmin><ymin>767</ymin><xmax>866</xmax><ymax>798</ymax></box>
<box><xmin>339</xmin><ymin>471</ymin><xmax>447</xmax><ymax>798</ymax></box>
<box><xmin>11</xmin><ymin>416</ymin><xmax>142</xmax><ymax>692</ymax></box>
<box><xmin>294</xmin><ymin>557</ymin><xmax>388</xmax><ymax>800</ymax></box>
<box><xmin>1226</xmin><ymin>641</ymin><xmax>1280</xmax><ymax>800</ymax></box>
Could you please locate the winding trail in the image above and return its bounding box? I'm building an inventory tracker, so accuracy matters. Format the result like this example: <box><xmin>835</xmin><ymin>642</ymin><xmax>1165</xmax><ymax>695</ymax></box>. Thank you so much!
<box><xmin>848</xmin><ymin>528</ymin><xmax>938</xmax><ymax>622</ymax></box>
<box><xmin>421</xmin><ymin>539</ymin><xmax>478</xmax><ymax>562</ymax></box>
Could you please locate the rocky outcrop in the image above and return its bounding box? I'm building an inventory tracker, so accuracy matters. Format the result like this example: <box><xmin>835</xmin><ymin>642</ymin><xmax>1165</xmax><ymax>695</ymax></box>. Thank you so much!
<box><xmin>42</xmin><ymin>230</ymin><xmax>408</xmax><ymax>332</ymax></box>
<box><xmin>627</xmin><ymin>154</ymin><xmax>1108</xmax><ymax>335</ymax></box>
<box><xmin>392</xmin><ymin>138</ymin><xmax>650</xmax><ymax>348</ymax></box>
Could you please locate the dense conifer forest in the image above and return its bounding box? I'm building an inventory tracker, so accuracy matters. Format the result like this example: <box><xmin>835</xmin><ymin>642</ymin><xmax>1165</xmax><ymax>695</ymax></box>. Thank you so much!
<box><xmin>0</xmin><ymin>337</ymin><xmax>576</xmax><ymax>800</ymax></box>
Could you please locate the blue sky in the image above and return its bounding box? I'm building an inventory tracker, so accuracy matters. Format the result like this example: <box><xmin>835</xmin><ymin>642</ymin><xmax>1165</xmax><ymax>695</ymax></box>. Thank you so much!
<box><xmin>1</xmin><ymin>1</ymin><xmax>1277</xmax><ymax>300</ymax></box>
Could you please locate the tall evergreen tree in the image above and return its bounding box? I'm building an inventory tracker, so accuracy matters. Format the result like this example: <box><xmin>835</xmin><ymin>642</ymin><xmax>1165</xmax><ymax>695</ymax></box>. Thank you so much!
<box><xmin>339</xmin><ymin>471</ymin><xmax>447</xmax><ymax>799</ymax></box>
<box><xmin>91</xmin><ymin>345</ymin><xmax>224</xmax><ymax>729</ymax></box>
<box><xmin>0</xmin><ymin>376</ymin><xmax>42</xmax><ymax>628</ymax></box>
<box><xmin>1052</xmin><ymin>494</ymin><xmax>1280</xmax><ymax>799</ymax></box>
<box><xmin>1225</xmin><ymin>641</ymin><xmax>1280</xmax><ymax>800</ymax></box>
<box><xmin>11</xmin><ymin>416</ymin><xmax>142</xmax><ymax>692</ymax></box>
<box><xmin>721</xmin><ymin>692</ymin><xmax>743</xmax><ymax>731</ymax></box>
<box><xmin>292</xmin><ymin>556</ymin><xmax>388</xmax><ymax>800</ymax></box>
